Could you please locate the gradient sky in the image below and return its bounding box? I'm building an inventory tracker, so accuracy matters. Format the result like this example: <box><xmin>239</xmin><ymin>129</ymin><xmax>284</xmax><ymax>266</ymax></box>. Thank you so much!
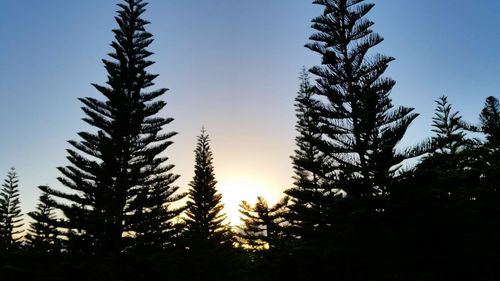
<box><xmin>1</xmin><ymin>0</ymin><xmax>500</xmax><ymax>224</ymax></box>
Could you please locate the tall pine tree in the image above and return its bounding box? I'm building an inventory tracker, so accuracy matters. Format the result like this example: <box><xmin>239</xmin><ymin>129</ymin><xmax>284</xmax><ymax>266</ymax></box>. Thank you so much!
<box><xmin>305</xmin><ymin>0</ymin><xmax>423</xmax><ymax>200</ymax></box>
<box><xmin>184</xmin><ymin>128</ymin><xmax>230</xmax><ymax>248</ymax></box>
<box><xmin>285</xmin><ymin>69</ymin><xmax>334</xmax><ymax>239</ymax></box>
<box><xmin>0</xmin><ymin>167</ymin><xmax>23</xmax><ymax>251</ymax></box>
<box><xmin>283</xmin><ymin>2</ymin><xmax>429</xmax><ymax>279</ymax></box>
<box><xmin>42</xmin><ymin>0</ymin><xmax>183</xmax><ymax>254</ymax></box>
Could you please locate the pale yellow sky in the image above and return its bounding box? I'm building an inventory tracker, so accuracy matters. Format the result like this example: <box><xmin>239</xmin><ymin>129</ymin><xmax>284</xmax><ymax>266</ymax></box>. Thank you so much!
<box><xmin>170</xmin><ymin>126</ymin><xmax>296</xmax><ymax>225</ymax></box>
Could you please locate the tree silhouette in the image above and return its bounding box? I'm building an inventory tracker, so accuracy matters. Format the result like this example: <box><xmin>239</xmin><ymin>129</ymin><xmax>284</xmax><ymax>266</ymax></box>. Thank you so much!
<box><xmin>41</xmin><ymin>0</ymin><xmax>183</xmax><ymax>254</ymax></box>
<box><xmin>306</xmin><ymin>0</ymin><xmax>424</xmax><ymax>200</ymax></box>
<box><xmin>238</xmin><ymin>196</ymin><xmax>289</xmax><ymax>251</ymax></box>
<box><xmin>480</xmin><ymin>96</ymin><xmax>500</xmax><ymax>146</ymax></box>
<box><xmin>390</xmin><ymin>125</ymin><xmax>500</xmax><ymax>280</ymax></box>
<box><xmin>285</xmin><ymin>69</ymin><xmax>335</xmax><ymax>240</ymax></box>
<box><xmin>431</xmin><ymin>96</ymin><xmax>468</xmax><ymax>154</ymax></box>
<box><xmin>0</xmin><ymin>168</ymin><xmax>23</xmax><ymax>252</ymax></box>
<box><xmin>184</xmin><ymin>128</ymin><xmax>231</xmax><ymax>248</ymax></box>
<box><xmin>26</xmin><ymin>190</ymin><xmax>61</xmax><ymax>253</ymax></box>
<box><xmin>281</xmin><ymin>1</ymin><xmax>433</xmax><ymax>280</ymax></box>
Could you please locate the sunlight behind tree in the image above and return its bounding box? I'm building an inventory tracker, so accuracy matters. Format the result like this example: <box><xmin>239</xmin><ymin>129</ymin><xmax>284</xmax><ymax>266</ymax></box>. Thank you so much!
<box><xmin>217</xmin><ymin>177</ymin><xmax>282</xmax><ymax>225</ymax></box>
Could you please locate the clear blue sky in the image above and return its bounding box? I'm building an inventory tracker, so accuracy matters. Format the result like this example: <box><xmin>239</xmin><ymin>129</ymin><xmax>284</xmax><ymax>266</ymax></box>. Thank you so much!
<box><xmin>1</xmin><ymin>0</ymin><xmax>500</xmax><ymax>223</ymax></box>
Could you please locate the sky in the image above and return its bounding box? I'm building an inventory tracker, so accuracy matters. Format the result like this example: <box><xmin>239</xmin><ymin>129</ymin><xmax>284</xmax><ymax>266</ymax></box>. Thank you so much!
<box><xmin>1</xmin><ymin>0</ymin><xmax>500</xmax><ymax>225</ymax></box>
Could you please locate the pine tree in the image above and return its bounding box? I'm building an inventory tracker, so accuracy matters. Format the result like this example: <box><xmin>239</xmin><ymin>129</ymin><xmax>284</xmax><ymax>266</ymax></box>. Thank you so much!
<box><xmin>26</xmin><ymin>190</ymin><xmax>61</xmax><ymax>253</ymax></box>
<box><xmin>431</xmin><ymin>96</ymin><xmax>468</xmax><ymax>154</ymax></box>
<box><xmin>480</xmin><ymin>96</ymin><xmax>500</xmax><ymax>146</ymax></box>
<box><xmin>238</xmin><ymin>196</ymin><xmax>288</xmax><ymax>251</ymax></box>
<box><xmin>282</xmin><ymin>3</ymin><xmax>429</xmax><ymax>279</ymax></box>
<box><xmin>41</xmin><ymin>0</ymin><xmax>183</xmax><ymax>254</ymax></box>
<box><xmin>184</xmin><ymin>128</ymin><xmax>230</xmax><ymax>248</ymax></box>
<box><xmin>285</xmin><ymin>69</ymin><xmax>334</xmax><ymax>239</ymax></box>
<box><xmin>0</xmin><ymin>167</ymin><xmax>23</xmax><ymax>251</ymax></box>
<box><xmin>306</xmin><ymin>0</ymin><xmax>424</xmax><ymax>199</ymax></box>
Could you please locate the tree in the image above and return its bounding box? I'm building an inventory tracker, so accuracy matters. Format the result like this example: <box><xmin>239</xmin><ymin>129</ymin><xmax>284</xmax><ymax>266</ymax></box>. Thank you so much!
<box><xmin>178</xmin><ymin>129</ymin><xmax>239</xmax><ymax>281</ymax></box>
<box><xmin>480</xmin><ymin>96</ymin><xmax>500</xmax><ymax>146</ymax></box>
<box><xmin>282</xmin><ymin>2</ymin><xmax>430</xmax><ymax>280</ymax></box>
<box><xmin>285</xmin><ymin>69</ymin><xmax>335</xmax><ymax>240</ymax></box>
<box><xmin>41</xmin><ymin>0</ymin><xmax>183</xmax><ymax>254</ymax></box>
<box><xmin>431</xmin><ymin>96</ymin><xmax>468</xmax><ymax>154</ymax></box>
<box><xmin>184</xmin><ymin>128</ymin><xmax>230</xmax><ymax>248</ymax></box>
<box><xmin>26</xmin><ymin>190</ymin><xmax>61</xmax><ymax>253</ymax></box>
<box><xmin>238</xmin><ymin>196</ymin><xmax>289</xmax><ymax>251</ymax></box>
<box><xmin>0</xmin><ymin>167</ymin><xmax>23</xmax><ymax>251</ymax></box>
<box><xmin>306</xmin><ymin>0</ymin><xmax>424</xmax><ymax>200</ymax></box>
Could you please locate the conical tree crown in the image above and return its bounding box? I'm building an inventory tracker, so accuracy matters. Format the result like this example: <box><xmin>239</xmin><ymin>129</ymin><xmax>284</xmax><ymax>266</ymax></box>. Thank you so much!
<box><xmin>0</xmin><ymin>167</ymin><xmax>23</xmax><ymax>251</ymax></box>
<box><xmin>480</xmin><ymin>96</ymin><xmax>500</xmax><ymax>146</ymax></box>
<box><xmin>185</xmin><ymin>128</ymin><xmax>229</xmax><ymax>247</ymax></box>
<box><xmin>26</xmin><ymin>190</ymin><xmax>61</xmax><ymax>252</ymax></box>
<box><xmin>291</xmin><ymin>69</ymin><xmax>325</xmax><ymax>190</ymax></box>
<box><xmin>42</xmin><ymin>0</ymin><xmax>183</xmax><ymax>254</ymax></box>
<box><xmin>286</xmin><ymin>69</ymin><xmax>335</xmax><ymax>238</ymax></box>
<box><xmin>431</xmin><ymin>96</ymin><xmax>468</xmax><ymax>154</ymax></box>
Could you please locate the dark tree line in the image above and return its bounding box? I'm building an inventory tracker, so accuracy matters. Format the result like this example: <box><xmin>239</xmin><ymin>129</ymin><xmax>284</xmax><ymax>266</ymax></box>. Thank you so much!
<box><xmin>2</xmin><ymin>0</ymin><xmax>500</xmax><ymax>280</ymax></box>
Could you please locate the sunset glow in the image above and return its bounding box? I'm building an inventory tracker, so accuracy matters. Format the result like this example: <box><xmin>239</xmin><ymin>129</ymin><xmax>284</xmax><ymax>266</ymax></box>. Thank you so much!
<box><xmin>217</xmin><ymin>177</ymin><xmax>283</xmax><ymax>225</ymax></box>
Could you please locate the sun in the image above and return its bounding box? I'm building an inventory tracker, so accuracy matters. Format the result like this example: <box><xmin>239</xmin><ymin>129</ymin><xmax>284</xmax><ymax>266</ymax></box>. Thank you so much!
<box><xmin>217</xmin><ymin>176</ymin><xmax>282</xmax><ymax>226</ymax></box>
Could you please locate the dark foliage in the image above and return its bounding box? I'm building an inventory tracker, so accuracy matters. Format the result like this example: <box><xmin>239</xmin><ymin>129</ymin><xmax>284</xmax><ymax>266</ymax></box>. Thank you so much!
<box><xmin>284</xmin><ymin>0</ymin><xmax>428</xmax><ymax>279</ymax></box>
<box><xmin>41</xmin><ymin>0</ymin><xmax>184</xmax><ymax>255</ymax></box>
<box><xmin>385</xmin><ymin>144</ymin><xmax>500</xmax><ymax>280</ymax></box>
<box><xmin>184</xmin><ymin>128</ymin><xmax>231</xmax><ymax>248</ymax></box>
<box><xmin>285</xmin><ymin>69</ymin><xmax>336</xmax><ymax>242</ymax></box>
<box><xmin>0</xmin><ymin>168</ymin><xmax>23</xmax><ymax>252</ymax></box>
<box><xmin>26</xmin><ymin>190</ymin><xmax>62</xmax><ymax>253</ymax></box>
<box><xmin>432</xmin><ymin>95</ymin><xmax>470</xmax><ymax>154</ymax></box>
<box><xmin>238</xmin><ymin>196</ymin><xmax>289</xmax><ymax>250</ymax></box>
<box><xmin>306</xmin><ymin>0</ymin><xmax>423</xmax><ymax>200</ymax></box>
<box><xmin>480</xmin><ymin>96</ymin><xmax>500</xmax><ymax>146</ymax></box>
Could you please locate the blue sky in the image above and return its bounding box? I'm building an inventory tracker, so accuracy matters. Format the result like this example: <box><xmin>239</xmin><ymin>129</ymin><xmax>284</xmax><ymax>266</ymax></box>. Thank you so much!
<box><xmin>1</xmin><ymin>0</ymin><xmax>500</xmax><ymax>223</ymax></box>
